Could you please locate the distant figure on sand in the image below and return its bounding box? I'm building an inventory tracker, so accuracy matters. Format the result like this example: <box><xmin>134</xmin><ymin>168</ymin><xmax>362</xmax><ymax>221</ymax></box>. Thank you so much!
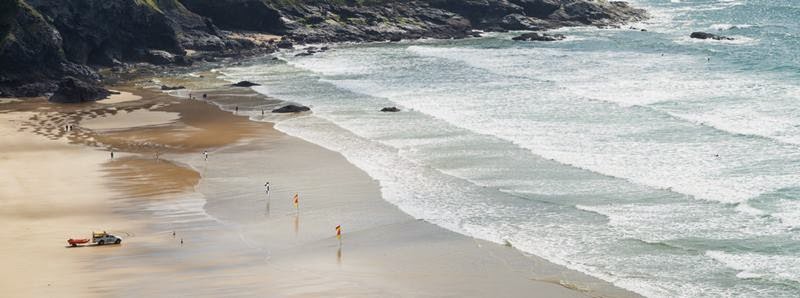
<box><xmin>203</xmin><ymin>150</ymin><xmax>208</xmax><ymax>161</ymax></box>
<box><xmin>264</xmin><ymin>181</ymin><xmax>270</xmax><ymax>194</ymax></box>
<box><xmin>202</xmin><ymin>93</ymin><xmax>207</xmax><ymax>99</ymax></box>
<box><xmin>235</xmin><ymin>106</ymin><xmax>239</xmax><ymax>113</ymax></box>
<box><xmin>172</xmin><ymin>231</ymin><xmax>176</xmax><ymax>238</ymax></box>
<box><xmin>180</xmin><ymin>238</ymin><xmax>184</xmax><ymax>246</ymax></box>
<box><xmin>110</xmin><ymin>151</ymin><xmax>114</xmax><ymax>159</ymax></box>
<box><xmin>261</xmin><ymin>109</ymin><xmax>264</xmax><ymax>115</ymax></box>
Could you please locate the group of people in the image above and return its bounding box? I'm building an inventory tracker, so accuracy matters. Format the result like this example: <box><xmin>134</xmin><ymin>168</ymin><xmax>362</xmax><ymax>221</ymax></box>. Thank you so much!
<box><xmin>187</xmin><ymin>92</ymin><xmax>208</xmax><ymax>101</ymax></box>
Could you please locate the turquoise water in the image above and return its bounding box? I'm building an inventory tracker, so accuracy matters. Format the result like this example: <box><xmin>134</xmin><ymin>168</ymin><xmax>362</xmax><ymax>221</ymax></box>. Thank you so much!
<box><xmin>217</xmin><ymin>1</ymin><xmax>800</xmax><ymax>296</ymax></box>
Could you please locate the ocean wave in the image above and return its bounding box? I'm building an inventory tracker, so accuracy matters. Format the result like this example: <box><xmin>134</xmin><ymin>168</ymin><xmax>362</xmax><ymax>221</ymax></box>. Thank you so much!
<box><xmin>710</xmin><ymin>23</ymin><xmax>754</xmax><ymax>31</ymax></box>
<box><xmin>219</xmin><ymin>23</ymin><xmax>800</xmax><ymax>295</ymax></box>
<box><xmin>705</xmin><ymin>250</ymin><xmax>800</xmax><ymax>284</ymax></box>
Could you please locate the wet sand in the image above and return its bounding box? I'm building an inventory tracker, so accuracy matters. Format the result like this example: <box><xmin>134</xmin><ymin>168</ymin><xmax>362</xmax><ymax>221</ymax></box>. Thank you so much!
<box><xmin>0</xmin><ymin>82</ymin><xmax>640</xmax><ymax>297</ymax></box>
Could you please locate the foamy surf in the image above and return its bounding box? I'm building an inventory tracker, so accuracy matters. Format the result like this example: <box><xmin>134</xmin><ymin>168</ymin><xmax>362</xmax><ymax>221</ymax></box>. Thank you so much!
<box><xmin>214</xmin><ymin>0</ymin><xmax>800</xmax><ymax>296</ymax></box>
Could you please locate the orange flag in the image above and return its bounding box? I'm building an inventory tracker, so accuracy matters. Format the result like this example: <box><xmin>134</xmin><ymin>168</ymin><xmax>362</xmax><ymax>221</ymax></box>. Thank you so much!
<box><xmin>336</xmin><ymin>225</ymin><xmax>342</xmax><ymax>240</ymax></box>
<box><xmin>293</xmin><ymin>193</ymin><xmax>299</xmax><ymax>209</ymax></box>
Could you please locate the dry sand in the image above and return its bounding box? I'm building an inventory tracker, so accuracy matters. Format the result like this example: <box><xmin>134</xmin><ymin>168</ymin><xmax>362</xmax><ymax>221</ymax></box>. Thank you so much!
<box><xmin>0</xmin><ymin>111</ymin><xmax>128</xmax><ymax>297</ymax></box>
<box><xmin>0</xmin><ymin>84</ymin><xmax>640</xmax><ymax>297</ymax></box>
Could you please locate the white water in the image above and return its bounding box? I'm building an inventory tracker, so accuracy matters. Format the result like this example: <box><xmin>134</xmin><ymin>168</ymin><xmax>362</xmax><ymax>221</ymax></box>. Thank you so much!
<box><xmin>217</xmin><ymin>1</ymin><xmax>800</xmax><ymax>296</ymax></box>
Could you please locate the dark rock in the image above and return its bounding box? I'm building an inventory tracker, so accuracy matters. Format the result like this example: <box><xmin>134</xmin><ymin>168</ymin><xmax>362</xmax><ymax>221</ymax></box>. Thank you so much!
<box><xmin>512</xmin><ymin>32</ymin><xmax>566</xmax><ymax>41</ymax></box>
<box><xmin>305</xmin><ymin>14</ymin><xmax>325</xmax><ymax>24</ymax></box>
<box><xmin>179</xmin><ymin>0</ymin><xmax>287</xmax><ymax>33</ymax></box>
<box><xmin>272</xmin><ymin>104</ymin><xmax>311</xmax><ymax>113</ymax></box>
<box><xmin>0</xmin><ymin>0</ymin><xmax>99</xmax><ymax>97</ymax></box>
<box><xmin>1</xmin><ymin>82</ymin><xmax>58</xmax><ymax>98</ymax></box>
<box><xmin>429</xmin><ymin>0</ymin><xmax>524</xmax><ymax>27</ymax></box>
<box><xmin>510</xmin><ymin>0</ymin><xmax>561</xmax><ymax>18</ymax></box>
<box><xmin>173</xmin><ymin>55</ymin><xmax>193</xmax><ymax>66</ymax></box>
<box><xmin>231</xmin><ymin>81</ymin><xmax>260</xmax><ymax>87</ymax></box>
<box><xmin>161</xmin><ymin>85</ymin><xmax>186</xmax><ymax>91</ymax></box>
<box><xmin>25</xmin><ymin>0</ymin><xmax>194</xmax><ymax>65</ymax></box>
<box><xmin>690</xmin><ymin>31</ymin><xmax>734</xmax><ymax>41</ymax></box>
<box><xmin>550</xmin><ymin>0</ymin><xmax>648</xmax><ymax>26</ymax></box>
<box><xmin>49</xmin><ymin>77</ymin><xmax>110</xmax><ymax>103</ymax></box>
<box><xmin>143</xmin><ymin>50</ymin><xmax>177</xmax><ymax>65</ymax></box>
<box><xmin>295</xmin><ymin>51</ymin><xmax>314</xmax><ymax>57</ymax></box>
<box><xmin>381</xmin><ymin>107</ymin><xmax>401</xmax><ymax>112</ymax></box>
<box><xmin>499</xmin><ymin>13</ymin><xmax>544</xmax><ymax>30</ymax></box>
<box><xmin>445</xmin><ymin>16</ymin><xmax>472</xmax><ymax>32</ymax></box>
<box><xmin>277</xmin><ymin>39</ymin><xmax>294</xmax><ymax>49</ymax></box>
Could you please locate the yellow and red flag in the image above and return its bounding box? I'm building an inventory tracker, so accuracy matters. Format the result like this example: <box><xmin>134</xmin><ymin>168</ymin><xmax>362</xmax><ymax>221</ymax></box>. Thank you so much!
<box><xmin>336</xmin><ymin>225</ymin><xmax>342</xmax><ymax>240</ymax></box>
<box><xmin>293</xmin><ymin>193</ymin><xmax>299</xmax><ymax>208</ymax></box>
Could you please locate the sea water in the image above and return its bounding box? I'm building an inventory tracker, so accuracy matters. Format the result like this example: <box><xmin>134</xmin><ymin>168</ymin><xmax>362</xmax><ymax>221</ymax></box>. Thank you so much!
<box><xmin>216</xmin><ymin>1</ymin><xmax>800</xmax><ymax>296</ymax></box>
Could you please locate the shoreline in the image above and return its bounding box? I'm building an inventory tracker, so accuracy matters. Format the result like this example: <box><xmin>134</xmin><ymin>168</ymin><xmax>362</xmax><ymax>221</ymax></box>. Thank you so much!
<box><xmin>1</xmin><ymin>77</ymin><xmax>641</xmax><ymax>297</ymax></box>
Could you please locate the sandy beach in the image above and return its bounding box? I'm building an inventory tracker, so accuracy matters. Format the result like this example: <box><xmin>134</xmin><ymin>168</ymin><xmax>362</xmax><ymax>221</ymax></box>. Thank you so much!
<box><xmin>0</xmin><ymin>80</ymin><xmax>640</xmax><ymax>297</ymax></box>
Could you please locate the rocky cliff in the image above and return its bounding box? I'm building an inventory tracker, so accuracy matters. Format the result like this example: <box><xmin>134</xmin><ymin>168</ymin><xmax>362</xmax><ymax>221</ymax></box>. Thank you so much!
<box><xmin>0</xmin><ymin>0</ymin><xmax>646</xmax><ymax>98</ymax></box>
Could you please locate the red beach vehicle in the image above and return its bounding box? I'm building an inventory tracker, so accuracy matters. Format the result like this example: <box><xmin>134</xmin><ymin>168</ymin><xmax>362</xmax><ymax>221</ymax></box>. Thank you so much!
<box><xmin>67</xmin><ymin>238</ymin><xmax>90</xmax><ymax>247</ymax></box>
<box><xmin>67</xmin><ymin>231</ymin><xmax>122</xmax><ymax>247</ymax></box>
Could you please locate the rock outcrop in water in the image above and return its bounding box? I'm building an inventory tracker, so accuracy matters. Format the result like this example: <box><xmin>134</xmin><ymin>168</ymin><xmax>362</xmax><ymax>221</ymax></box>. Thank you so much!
<box><xmin>690</xmin><ymin>31</ymin><xmax>734</xmax><ymax>41</ymax></box>
<box><xmin>0</xmin><ymin>0</ymin><xmax>647</xmax><ymax>97</ymax></box>
<box><xmin>272</xmin><ymin>104</ymin><xmax>311</xmax><ymax>113</ymax></box>
<box><xmin>231</xmin><ymin>81</ymin><xmax>260</xmax><ymax>87</ymax></box>
<box><xmin>161</xmin><ymin>85</ymin><xmax>186</xmax><ymax>90</ymax></box>
<box><xmin>381</xmin><ymin>107</ymin><xmax>401</xmax><ymax>112</ymax></box>
<box><xmin>512</xmin><ymin>32</ymin><xmax>565</xmax><ymax>41</ymax></box>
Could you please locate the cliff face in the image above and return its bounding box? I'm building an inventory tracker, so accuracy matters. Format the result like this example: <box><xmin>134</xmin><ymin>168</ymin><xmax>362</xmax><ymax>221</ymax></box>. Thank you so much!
<box><xmin>179</xmin><ymin>0</ymin><xmax>286</xmax><ymax>33</ymax></box>
<box><xmin>0</xmin><ymin>0</ymin><xmax>239</xmax><ymax>97</ymax></box>
<box><xmin>25</xmin><ymin>0</ymin><xmax>232</xmax><ymax>64</ymax></box>
<box><xmin>0</xmin><ymin>0</ymin><xmax>97</xmax><ymax>96</ymax></box>
<box><xmin>177</xmin><ymin>0</ymin><xmax>646</xmax><ymax>43</ymax></box>
<box><xmin>0</xmin><ymin>0</ymin><xmax>646</xmax><ymax>98</ymax></box>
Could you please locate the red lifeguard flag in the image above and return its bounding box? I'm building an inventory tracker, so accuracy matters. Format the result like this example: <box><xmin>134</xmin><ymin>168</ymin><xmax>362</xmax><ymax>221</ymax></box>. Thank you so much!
<box><xmin>293</xmin><ymin>193</ymin><xmax>299</xmax><ymax>208</ymax></box>
<box><xmin>336</xmin><ymin>225</ymin><xmax>342</xmax><ymax>240</ymax></box>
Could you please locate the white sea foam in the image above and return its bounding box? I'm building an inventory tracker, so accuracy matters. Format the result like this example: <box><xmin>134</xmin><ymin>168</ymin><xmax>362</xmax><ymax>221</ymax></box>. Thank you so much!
<box><xmin>400</xmin><ymin>45</ymin><xmax>800</xmax><ymax>204</ymax></box>
<box><xmin>706</xmin><ymin>250</ymin><xmax>800</xmax><ymax>283</ymax></box>
<box><xmin>218</xmin><ymin>3</ymin><xmax>800</xmax><ymax>294</ymax></box>
<box><xmin>710</xmin><ymin>23</ymin><xmax>753</xmax><ymax>31</ymax></box>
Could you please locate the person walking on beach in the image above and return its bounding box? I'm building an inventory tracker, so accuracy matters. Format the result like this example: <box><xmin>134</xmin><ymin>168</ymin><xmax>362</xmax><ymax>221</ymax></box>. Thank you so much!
<box><xmin>202</xmin><ymin>93</ymin><xmax>207</xmax><ymax>99</ymax></box>
<box><xmin>110</xmin><ymin>150</ymin><xmax>114</xmax><ymax>159</ymax></box>
<box><xmin>235</xmin><ymin>106</ymin><xmax>239</xmax><ymax>113</ymax></box>
<box><xmin>172</xmin><ymin>231</ymin><xmax>176</xmax><ymax>238</ymax></box>
<box><xmin>264</xmin><ymin>181</ymin><xmax>271</xmax><ymax>195</ymax></box>
<box><xmin>180</xmin><ymin>238</ymin><xmax>184</xmax><ymax>246</ymax></box>
<box><xmin>203</xmin><ymin>150</ymin><xmax>208</xmax><ymax>161</ymax></box>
